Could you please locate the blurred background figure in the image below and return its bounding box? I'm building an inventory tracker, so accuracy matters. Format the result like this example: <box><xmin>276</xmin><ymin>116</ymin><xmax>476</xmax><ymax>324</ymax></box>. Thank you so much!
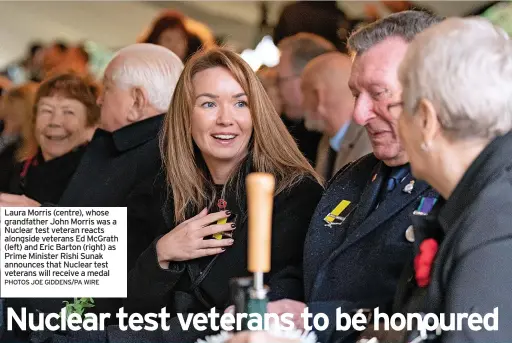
<box><xmin>273</xmin><ymin>1</ymin><xmax>353</xmax><ymax>53</ymax></box>
<box><xmin>41</xmin><ymin>41</ymin><xmax>68</xmax><ymax>80</ymax></box>
<box><xmin>301</xmin><ymin>52</ymin><xmax>372</xmax><ymax>181</ymax></box>
<box><xmin>256</xmin><ymin>66</ymin><xmax>283</xmax><ymax>115</ymax></box>
<box><xmin>0</xmin><ymin>82</ymin><xmax>37</xmax><ymax>192</ymax></box>
<box><xmin>139</xmin><ymin>9</ymin><xmax>215</xmax><ymax>62</ymax></box>
<box><xmin>1</xmin><ymin>43</ymin><xmax>44</xmax><ymax>84</ymax></box>
<box><xmin>276</xmin><ymin>33</ymin><xmax>335</xmax><ymax>166</ymax></box>
<box><xmin>48</xmin><ymin>44</ymin><xmax>91</xmax><ymax>78</ymax></box>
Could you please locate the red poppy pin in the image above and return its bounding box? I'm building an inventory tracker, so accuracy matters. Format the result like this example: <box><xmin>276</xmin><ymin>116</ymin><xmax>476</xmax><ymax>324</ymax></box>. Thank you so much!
<box><xmin>414</xmin><ymin>238</ymin><xmax>439</xmax><ymax>287</ymax></box>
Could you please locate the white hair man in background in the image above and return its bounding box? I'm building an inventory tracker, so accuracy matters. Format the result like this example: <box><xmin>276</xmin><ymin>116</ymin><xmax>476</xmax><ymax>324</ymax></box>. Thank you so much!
<box><xmin>1</xmin><ymin>44</ymin><xmax>183</xmax><ymax>332</ymax></box>
<box><xmin>98</xmin><ymin>43</ymin><xmax>183</xmax><ymax>132</ymax></box>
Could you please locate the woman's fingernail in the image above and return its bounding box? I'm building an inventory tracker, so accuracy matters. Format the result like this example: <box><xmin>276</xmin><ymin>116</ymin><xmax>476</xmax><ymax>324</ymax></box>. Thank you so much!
<box><xmin>231</xmin><ymin>223</ymin><xmax>236</xmax><ymax>228</ymax></box>
<box><xmin>229</xmin><ymin>239</ymin><xmax>234</xmax><ymax>244</ymax></box>
<box><xmin>221</xmin><ymin>248</ymin><xmax>226</xmax><ymax>251</ymax></box>
<box><xmin>226</xmin><ymin>211</ymin><xmax>231</xmax><ymax>216</ymax></box>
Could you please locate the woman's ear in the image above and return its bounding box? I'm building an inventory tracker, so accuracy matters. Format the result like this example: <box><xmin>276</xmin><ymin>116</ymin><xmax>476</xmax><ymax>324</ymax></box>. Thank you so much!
<box><xmin>127</xmin><ymin>87</ymin><xmax>148</xmax><ymax>122</ymax></box>
<box><xmin>417</xmin><ymin>98</ymin><xmax>441</xmax><ymax>144</ymax></box>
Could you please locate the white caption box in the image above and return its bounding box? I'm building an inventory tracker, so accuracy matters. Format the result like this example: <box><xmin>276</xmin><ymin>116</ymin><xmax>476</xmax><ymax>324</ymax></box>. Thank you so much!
<box><xmin>0</xmin><ymin>207</ymin><xmax>127</xmax><ymax>298</ymax></box>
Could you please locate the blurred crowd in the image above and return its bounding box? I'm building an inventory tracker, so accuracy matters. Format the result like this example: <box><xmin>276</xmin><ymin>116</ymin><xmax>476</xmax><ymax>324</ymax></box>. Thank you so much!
<box><xmin>0</xmin><ymin>1</ymin><xmax>511</xmax><ymax>343</ymax></box>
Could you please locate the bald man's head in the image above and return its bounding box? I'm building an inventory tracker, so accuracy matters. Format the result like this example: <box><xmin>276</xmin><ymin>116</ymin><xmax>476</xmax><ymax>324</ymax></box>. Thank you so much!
<box><xmin>301</xmin><ymin>52</ymin><xmax>354</xmax><ymax>137</ymax></box>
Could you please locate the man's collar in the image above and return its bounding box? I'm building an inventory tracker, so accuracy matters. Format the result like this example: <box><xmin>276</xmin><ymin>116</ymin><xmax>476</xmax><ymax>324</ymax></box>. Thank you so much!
<box><xmin>329</xmin><ymin>121</ymin><xmax>350</xmax><ymax>151</ymax></box>
<box><xmin>111</xmin><ymin>114</ymin><xmax>164</xmax><ymax>152</ymax></box>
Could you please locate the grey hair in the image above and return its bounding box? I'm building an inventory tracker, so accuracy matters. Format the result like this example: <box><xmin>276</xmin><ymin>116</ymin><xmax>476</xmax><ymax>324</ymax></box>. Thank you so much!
<box><xmin>110</xmin><ymin>43</ymin><xmax>184</xmax><ymax>113</ymax></box>
<box><xmin>348</xmin><ymin>10</ymin><xmax>444</xmax><ymax>56</ymax></box>
<box><xmin>278</xmin><ymin>33</ymin><xmax>336</xmax><ymax>74</ymax></box>
<box><xmin>399</xmin><ymin>17</ymin><xmax>512</xmax><ymax>140</ymax></box>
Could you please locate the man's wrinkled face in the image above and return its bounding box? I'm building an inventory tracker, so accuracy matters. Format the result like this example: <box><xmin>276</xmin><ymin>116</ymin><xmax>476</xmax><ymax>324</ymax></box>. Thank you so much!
<box><xmin>348</xmin><ymin>37</ymin><xmax>409</xmax><ymax>166</ymax></box>
<box><xmin>96</xmin><ymin>58</ymin><xmax>133</xmax><ymax>132</ymax></box>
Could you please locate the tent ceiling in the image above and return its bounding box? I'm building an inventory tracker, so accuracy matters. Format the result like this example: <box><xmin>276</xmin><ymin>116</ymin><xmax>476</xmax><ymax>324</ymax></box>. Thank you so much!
<box><xmin>0</xmin><ymin>1</ymin><xmax>493</xmax><ymax>68</ymax></box>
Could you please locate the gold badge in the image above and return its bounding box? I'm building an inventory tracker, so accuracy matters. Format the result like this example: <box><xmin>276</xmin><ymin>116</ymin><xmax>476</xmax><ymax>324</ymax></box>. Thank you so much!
<box><xmin>324</xmin><ymin>200</ymin><xmax>351</xmax><ymax>227</ymax></box>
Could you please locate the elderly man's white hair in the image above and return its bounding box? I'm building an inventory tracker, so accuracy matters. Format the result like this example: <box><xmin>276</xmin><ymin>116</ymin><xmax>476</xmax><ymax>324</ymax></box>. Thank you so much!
<box><xmin>110</xmin><ymin>43</ymin><xmax>184</xmax><ymax>113</ymax></box>
<box><xmin>399</xmin><ymin>17</ymin><xmax>512</xmax><ymax>139</ymax></box>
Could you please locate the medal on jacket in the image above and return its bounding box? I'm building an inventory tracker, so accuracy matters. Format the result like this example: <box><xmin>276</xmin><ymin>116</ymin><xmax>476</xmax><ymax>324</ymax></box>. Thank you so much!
<box><xmin>214</xmin><ymin>199</ymin><xmax>228</xmax><ymax>240</ymax></box>
<box><xmin>324</xmin><ymin>200</ymin><xmax>351</xmax><ymax>227</ymax></box>
<box><xmin>413</xmin><ymin>197</ymin><xmax>437</xmax><ymax>216</ymax></box>
<box><xmin>403</xmin><ymin>180</ymin><xmax>415</xmax><ymax>194</ymax></box>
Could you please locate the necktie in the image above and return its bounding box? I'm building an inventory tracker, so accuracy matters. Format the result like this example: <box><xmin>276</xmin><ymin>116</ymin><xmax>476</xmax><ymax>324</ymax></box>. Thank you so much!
<box><xmin>379</xmin><ymin>166</ymin><xmax>410</xmax><ymax>203</ymax></box>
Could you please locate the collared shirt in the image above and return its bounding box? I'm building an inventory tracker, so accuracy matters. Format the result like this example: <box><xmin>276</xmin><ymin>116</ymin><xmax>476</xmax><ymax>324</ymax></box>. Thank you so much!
<box><xmin>329</xmin><ymin>122</ymin><xmax>350</xmax><ymax>152</ymax></box>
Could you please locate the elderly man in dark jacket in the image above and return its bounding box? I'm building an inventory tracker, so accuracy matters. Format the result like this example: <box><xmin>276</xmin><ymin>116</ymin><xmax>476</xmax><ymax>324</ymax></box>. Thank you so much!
<box><xmin>0</xmin><ymin>43</ymin><xmax>183</xmax><ymax>342</ymax></box>
<box><xmin>266</xmin><ymin>11</ymin><xmax>443</xmax><ymax>343</ymax></box>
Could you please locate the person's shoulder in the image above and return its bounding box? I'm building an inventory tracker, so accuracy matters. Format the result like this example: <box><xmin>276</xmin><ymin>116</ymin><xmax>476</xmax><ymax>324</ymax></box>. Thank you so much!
<box><xmin>458</xmin><ymin>174</ymin><xmax>512</xmax><ymax>246</ymax></box>
<box><xmin>277</xmin><ymin>175</ymin><xmax>323</xmax><ymax>202</ymax></box>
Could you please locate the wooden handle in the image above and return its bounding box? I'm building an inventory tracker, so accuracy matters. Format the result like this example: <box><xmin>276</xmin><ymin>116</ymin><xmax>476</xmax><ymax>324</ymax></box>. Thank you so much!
<box><xmin>246</xmin><ymin>172</ymin><xmax>275</xmax><ymax>273</ymax></box>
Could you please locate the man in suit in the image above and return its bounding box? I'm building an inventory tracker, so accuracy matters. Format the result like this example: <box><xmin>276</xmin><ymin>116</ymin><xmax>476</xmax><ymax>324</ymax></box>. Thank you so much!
<box><xmin>276</xmin><ymin>33</ymin><xmax>335</xmax><ymax>166</ymax></box>
<box><xmin>268</xmin><ymin>11</ymin><xmax>443</xmax><ymax>343</ymax></box>
<box><xmin>301</xmin><ymin>52</ymin><xmax>372</xmax><ymax>181</ymax></box>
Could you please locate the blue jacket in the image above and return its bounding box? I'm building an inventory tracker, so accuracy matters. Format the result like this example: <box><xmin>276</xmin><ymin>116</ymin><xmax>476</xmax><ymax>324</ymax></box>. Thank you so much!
<box><xmin>304</xmin><ymin>153</ymin><xmax>438</xmax><ymax>343</ymax></box>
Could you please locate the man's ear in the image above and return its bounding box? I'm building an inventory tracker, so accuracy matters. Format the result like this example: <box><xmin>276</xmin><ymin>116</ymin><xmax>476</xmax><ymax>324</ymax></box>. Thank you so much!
<box><xmin>417</xmin><ymin>98</ymin><xmax>441</xmax><ymax>144</ymax></box>
<box><xmin>315</xmin><ymin>84</ymin><xmax>325</xmax><ymax>114</ymax></box>
<box><xmin>127</xmin><ymin>87</ymin><xmax>148</xmax><ymax>122</ymax></box>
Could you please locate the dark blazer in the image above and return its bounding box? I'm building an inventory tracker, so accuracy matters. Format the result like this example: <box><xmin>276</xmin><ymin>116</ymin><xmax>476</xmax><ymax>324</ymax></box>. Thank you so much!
<box><xmin>303</xmin><ymin>153</ymin><xmax>438</xmax><ymax>343</ymax></box>
<box><xmin>57</xmin><ymin>115</ymin><xmax>163</xmax><ymax>207</ymax></box>
<box><xmin>394</xmin><ymin>132</ymin><xmax>512</xmax><ymax>343</ymax></box>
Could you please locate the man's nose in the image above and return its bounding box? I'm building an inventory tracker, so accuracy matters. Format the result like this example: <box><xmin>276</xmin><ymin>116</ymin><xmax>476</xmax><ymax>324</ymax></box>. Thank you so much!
<box><xmin>352</xmin><ymin>95</ymin><xmax>374</xmax><ymax>126</ymax></box>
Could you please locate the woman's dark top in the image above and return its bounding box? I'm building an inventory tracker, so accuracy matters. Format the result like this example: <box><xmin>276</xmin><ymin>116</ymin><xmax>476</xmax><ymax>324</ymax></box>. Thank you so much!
<box><xmin>123</xmin><ymin>161</ymin><xmax>323</xmax><ymax>318</ymax></box>
<box><xmin>389</xmin><ymin>131</ymin><xmax>512</xmax><ymax>343</ymax></box>
<box><xmin>6</xmin><ymin>145</ymin><xmax>87</xmax><ymax>204</ymax></box>
<box><xmin>0</xmin><ymin>137</ymin><xmax>20</xmax><ymax>192</ymax></box>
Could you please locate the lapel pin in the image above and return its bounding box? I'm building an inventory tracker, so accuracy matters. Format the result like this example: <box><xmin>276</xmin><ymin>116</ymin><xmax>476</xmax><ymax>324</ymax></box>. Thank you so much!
<box><xmin>403</xmin><ymin>180</ymin><xmax>415</xmax><ymax>194</ymax></box>
<box><xmin>371</xmin><ymin>173</ymin><xmax>377</xmax><ymax>182</ymax></box>
<box><xmin>405</xmin><ymin>225</ymin><xmax>415</xmax><ymax>242</ymax></box>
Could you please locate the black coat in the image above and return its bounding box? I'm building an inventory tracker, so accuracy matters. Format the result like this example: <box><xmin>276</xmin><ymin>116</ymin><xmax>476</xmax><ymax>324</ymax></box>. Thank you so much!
<box><xmin>121</xmin><ymin>168</ymin><xmax>322</xmax><ymax>340</ymax></box>
<box><xmin>32</xmin><ymin>168</ymin><xmax>323</xmax><ymax>343</ymax></box>
<box><xmin>58</xmin><ymin>115</ymin><xmax>163</xmax><ymax>208</ymax></box>
<box><xmin>6</xmin><ymin>146</ymin><xmax>86</xmax><ymax>204</ymax></box>
<box><xmin>0</xmin><ymin>139</ymin><xmax>19</xmax><ymax>192</ymax></box>
<box><xmin>303</xmin><ymin>154</ymin><xmax>438</xmax><ymax>343</ymax></box>
<box><xmin>393</xmin><ymin>132</ymin><xmax>512</xmax><ymax>343</ymax></box>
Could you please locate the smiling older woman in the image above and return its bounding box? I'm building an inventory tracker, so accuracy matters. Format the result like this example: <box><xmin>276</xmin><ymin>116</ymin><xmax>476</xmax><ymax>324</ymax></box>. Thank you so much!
<box><xmin>380</xmin><ymin>17</ymin><xmax>512</xmax><ymax>343</ymax></box>
<box><xmin>1</xmin><ymin>74</ymin><xmax>99</xmax><ymax>205</ymax></box>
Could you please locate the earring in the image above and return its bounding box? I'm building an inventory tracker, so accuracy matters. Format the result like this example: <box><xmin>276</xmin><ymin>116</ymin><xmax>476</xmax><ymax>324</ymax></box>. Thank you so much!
<box><xmin>420</xmin><ymin>141</ymin><xmax>431</xmax><ymax>152</ymax></box>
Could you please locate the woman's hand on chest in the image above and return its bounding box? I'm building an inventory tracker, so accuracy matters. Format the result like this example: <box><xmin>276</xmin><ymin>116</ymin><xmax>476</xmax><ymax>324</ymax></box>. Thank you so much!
<box><xmin>155</xmin><ymin>208</ymin><xmax>236</xmax><ymax>268</ymax></box>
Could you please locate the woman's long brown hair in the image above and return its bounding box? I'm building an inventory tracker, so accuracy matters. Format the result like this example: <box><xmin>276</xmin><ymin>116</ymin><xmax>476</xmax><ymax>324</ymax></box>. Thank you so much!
<box><xmin>161</xmin><ymin>48</ymin><xmax>321</xmax><ymax>222</ymax></box>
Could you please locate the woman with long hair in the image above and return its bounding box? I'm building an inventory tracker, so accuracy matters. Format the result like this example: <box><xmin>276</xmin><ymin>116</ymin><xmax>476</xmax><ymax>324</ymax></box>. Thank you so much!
<box><xmin>123</xmin><ymin>47</ymin><xmax>322</xmax><ymax>340</ymax></box>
